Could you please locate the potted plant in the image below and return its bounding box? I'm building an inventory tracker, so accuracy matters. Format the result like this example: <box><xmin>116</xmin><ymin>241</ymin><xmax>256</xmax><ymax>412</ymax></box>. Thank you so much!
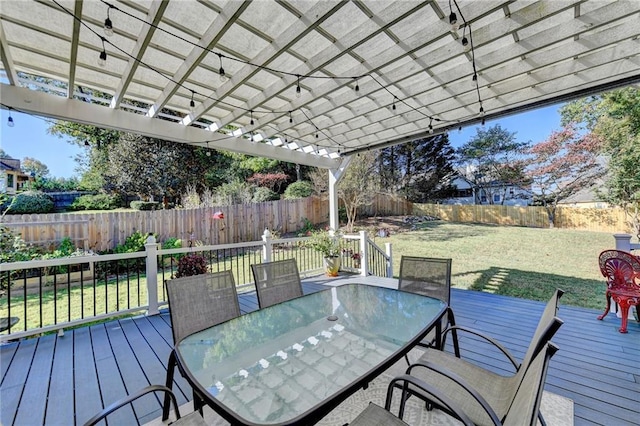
<box><xmin>305</xmin><ymin>228</ymin><xmax>342</xmax><ymax>276</ymax></box>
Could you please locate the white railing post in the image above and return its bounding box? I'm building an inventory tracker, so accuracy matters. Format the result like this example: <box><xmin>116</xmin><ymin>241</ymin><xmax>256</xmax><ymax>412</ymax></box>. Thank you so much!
<box><xmin>613</xmin><ymin>233</ymin><xmax>640</xmax><ymax>252</ymax></box>
<box><xmin>359</xmin><ymin>231</ymin><xmax>368</xmax><ymax>277</ymax></box>
<box><xmin>145</xmin><ymin>234</ymin><xmax>159</xmax><ymax>315</ymax></box>
<box><xmin>262</xmin><ymin>229</ymin><xmax>273</xmax><ymax>262</ymax></box>
<box><xmin>385</xmin><ymin>242</ymin><xmax>393</xmax><ymax>277</ymax></box>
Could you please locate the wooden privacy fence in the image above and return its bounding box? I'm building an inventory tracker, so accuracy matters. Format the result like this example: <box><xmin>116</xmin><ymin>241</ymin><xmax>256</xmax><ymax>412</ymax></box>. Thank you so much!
<box><xmin>1</xmin><ymin>194</ymin><xmax>412</xmax><ymax>251</ymax></box>
<box><xmin>413</xmin><ymin>203</ymin><xmax>633</xmax><ymax>234</ymax></box>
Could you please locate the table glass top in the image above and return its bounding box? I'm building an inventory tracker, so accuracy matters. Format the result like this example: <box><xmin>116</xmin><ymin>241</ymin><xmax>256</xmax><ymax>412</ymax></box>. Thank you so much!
<box><xmin>177</xmin><ymin>283</ymin><xmax>445</xmax><ymax>425</ymax></box>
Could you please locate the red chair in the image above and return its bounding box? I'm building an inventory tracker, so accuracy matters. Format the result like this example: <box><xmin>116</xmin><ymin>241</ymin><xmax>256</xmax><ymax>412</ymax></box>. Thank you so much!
<box><xmin>597</xmin><ymin>249</ymin><xmax>640</xmax><ymax>333</ymax></box>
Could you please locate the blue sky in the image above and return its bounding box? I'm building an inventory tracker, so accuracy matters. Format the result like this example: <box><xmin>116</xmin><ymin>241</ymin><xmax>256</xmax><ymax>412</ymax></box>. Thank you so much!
<box><xmin>0</xmin><ymin>104</ymin><xmax>563</xmax><ymax>179</ymax></box>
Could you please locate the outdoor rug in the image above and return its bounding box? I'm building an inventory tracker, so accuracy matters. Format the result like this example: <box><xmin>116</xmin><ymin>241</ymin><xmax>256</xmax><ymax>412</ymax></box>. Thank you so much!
<box><xmin>146</xmin><ymin>354</ymin><xmax>573</xmax><ymax>426</ymax></box>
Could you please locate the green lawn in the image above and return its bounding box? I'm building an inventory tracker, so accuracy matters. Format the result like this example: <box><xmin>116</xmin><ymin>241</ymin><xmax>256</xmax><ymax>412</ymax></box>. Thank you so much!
<box><xmin>384</xmin><ymin>222</ymin><xmax>613</xmax><ymax>310</ymax></box>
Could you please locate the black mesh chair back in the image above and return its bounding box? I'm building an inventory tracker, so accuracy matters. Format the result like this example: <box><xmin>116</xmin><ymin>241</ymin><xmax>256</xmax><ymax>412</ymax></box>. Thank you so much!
<box><xmin>251</xmin><ymin>259</ymin><xmax>303</xmax><ymax>308</ymax></box>
<box><xmin>398</xmin><ymin>256</ymin><xmax>452</xmax><ymax>304</ymax></box>
<box><xmin>163</xmin><ymin>271</ymin><xmax>241</xmax><ymax>421</ymax></box>
<box><xmin>166</xmin><ymin>271</ymin><xmax>241</xmax><ymax>345</ymax></box>
<box><xmin>398</xmin><ymin>256</ymin><xmax>454</xmax><ymax>353</ymax></box>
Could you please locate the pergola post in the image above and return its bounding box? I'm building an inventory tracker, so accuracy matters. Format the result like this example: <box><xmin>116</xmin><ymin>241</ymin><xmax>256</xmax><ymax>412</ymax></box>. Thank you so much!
<box><xmin>328</xmin><ymin>156</ymin><xmax>352</xmax><ymax>231</ymax></box>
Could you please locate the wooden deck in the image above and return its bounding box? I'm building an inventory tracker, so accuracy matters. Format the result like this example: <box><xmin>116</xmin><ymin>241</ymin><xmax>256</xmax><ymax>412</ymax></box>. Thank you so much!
<box><xmin>1</xmin><ymin>276</ymin><xmax>638</xmax><ymax>426</ymax></box>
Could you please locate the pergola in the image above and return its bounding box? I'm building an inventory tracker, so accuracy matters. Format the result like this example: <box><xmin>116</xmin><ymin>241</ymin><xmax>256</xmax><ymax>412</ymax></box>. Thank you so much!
<box><xmin>1</xmin><ymin>0</ymin><xmax>639</xmax><ymax>228</ymax></box>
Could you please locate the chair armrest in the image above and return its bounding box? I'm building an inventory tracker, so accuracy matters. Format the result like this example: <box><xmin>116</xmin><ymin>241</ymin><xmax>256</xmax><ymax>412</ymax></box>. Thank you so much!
<box><xmin>386</xmin><ymin>374</ymin><xmax>476</xmax><ymax>426</ymax></box>
<box><xmin>399</xmin><ymin>362</ymin><xmax>503</xmax><ymax>426</ymax></box>
<box><xmin>83</xmin><ymin>385</ymin><xmax>181</xmax><ymax>426</ymax></box>
<box><xmin>443</xmin><ymin>325</ymin><xmax>519</xmax><ymax>369</ymax></box>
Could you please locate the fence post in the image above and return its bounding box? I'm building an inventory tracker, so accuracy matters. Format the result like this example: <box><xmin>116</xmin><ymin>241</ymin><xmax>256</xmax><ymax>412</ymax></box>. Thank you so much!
<box><xmin>145</xmin><ymin>234</ymin><xmax>159</xmax><ymax>315</ymax></box>
<box><xmin>262</xmin><ymin>229</ymin><xmax>273</xmax><ymax>262</ymax></box>
<box><xmin>385</xmin><ymin>242</ymin><xmax>393</xmax><ymax>278</ymax></box>
<box><xmin>359</xmin><ymin>231</ymin><xmax>368</xmax><ymax>277</ymax></box>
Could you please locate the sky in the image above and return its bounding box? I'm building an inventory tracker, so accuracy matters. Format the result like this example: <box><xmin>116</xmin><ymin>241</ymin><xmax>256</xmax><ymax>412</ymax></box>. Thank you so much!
<box><xmin>0</xmin><ymin>104</ymin><xmax>563</xmax><ymax>179</ymax></box>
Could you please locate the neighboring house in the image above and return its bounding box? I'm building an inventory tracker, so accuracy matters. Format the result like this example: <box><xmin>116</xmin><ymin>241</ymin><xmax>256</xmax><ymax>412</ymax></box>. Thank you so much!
<box><xmin>557</xmin><ymin>186</ymin><xmax>609</xmax><ymax>208</ymax></box>
<box><xmin>0</xmin><ymin>157</ymin><xmax>34</xmax><ymax>194</ymax></box>
<box><xmin>439</xmin><ymin>171</ymin><xmax>532</xmax><ymax>206</ymax></box>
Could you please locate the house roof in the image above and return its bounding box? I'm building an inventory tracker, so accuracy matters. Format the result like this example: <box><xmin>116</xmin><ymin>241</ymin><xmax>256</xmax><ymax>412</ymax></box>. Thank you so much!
<box><xmin>1</xmin><ymin>0</ymin><xmax>639</xmax><ymax>169</ymax></box>
<box><xmin>0</xmin><ymin>157</ymin><xmax>21</xmax><ymax>171</ymax></box>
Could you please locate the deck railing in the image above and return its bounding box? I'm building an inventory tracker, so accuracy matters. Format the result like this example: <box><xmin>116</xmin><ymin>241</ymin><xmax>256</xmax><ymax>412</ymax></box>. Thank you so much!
<box><xmin>0</xmin><ymin>231</ymin><xmax>391</xmax><ymax>341</ymax></box>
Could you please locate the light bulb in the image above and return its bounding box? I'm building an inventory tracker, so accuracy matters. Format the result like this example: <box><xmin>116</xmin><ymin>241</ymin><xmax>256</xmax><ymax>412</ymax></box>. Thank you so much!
<box><xmin>104</xmin><ymin>18</ymin><xmax>114</xmax><ymax>37</ymax></box>
<box><xmin>296</xmin><ymin>85</ymin><xmax>301</xmax><ymax>98</ymax></box>
<box><xmin>219</xmin><ymin>67</ymin><xmax>227</xmax><ymax>82</ymax></box>
<box><xmin>98</xmin><ymin>50</ymin><xmax>107</xmax><ymax>67</ymax></box>
<box><xmin>7</xmin><ymin>116</ymin><xmax>15</xmax><ymax>127</ymax></box>
<box><xmin>206</xmin><ymin>151</ymin><xmax>211</xmax><ymax>157</ymax></box>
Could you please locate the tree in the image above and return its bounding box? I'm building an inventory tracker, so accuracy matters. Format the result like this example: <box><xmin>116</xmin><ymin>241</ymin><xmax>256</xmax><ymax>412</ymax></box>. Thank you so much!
<box><xmin>526</xmin><ymin>124</ymin><xmax>605</xmax><ymax>227</ymax></box>
<box><xmin>378</xmin><ymin>134</ymin><xmax>456</xmax><ymax>202</ymax></box>
<box><xmin>0</xmin><ymin>149</ymin><xmax>12</xmax><ymax>158</ymax></box>
<box><xmin>104</xmin><ymin>134</ymin><xmax>208</xmax><ymax>202</ymax></box>
<box><xmin>339</xmin><ymin>151</ymin><xmax>379</xmax><ymax>232</ymax></box>
<box><xmin>560</xmin><ymin>88</ymin><xmax>640</xmax><ymax>239</ymax></box>
<box><xmin>21</xmin><ymin>157</ymin><xmax>50</xmax><ymax>177</ymax></box>
<box><xmin>456</xmin><ymin>124</ymin><xmax>529</xmax><ymax>205</ymax></box>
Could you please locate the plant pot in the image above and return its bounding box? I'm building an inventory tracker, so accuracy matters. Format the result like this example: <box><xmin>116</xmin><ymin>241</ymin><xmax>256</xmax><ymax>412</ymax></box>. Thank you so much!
<box><xmin>323</xmin><ymin>256</ymin><xmax>341</xmax><ymax>277</ymax></box>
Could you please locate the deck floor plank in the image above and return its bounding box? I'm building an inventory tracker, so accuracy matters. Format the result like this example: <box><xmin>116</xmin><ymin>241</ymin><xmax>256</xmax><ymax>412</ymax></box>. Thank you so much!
<box><xmin>90</xmin><ymin>323</ymin><xmax>132</xmax><ymax>426</ymax></box>
<box><xmin>72</xmin><ymin>326</ymin><xmax>104</xmax><ymax>426</ymax></box>
<box><xmin>1</xmin><ymin>279</ymin><xmax>638</xmax><ymax>426</ymax></box>
<box><xmin>45</xmin><ymin>329</ymin><xmax>75</xmax><ymax>425</ymax></box>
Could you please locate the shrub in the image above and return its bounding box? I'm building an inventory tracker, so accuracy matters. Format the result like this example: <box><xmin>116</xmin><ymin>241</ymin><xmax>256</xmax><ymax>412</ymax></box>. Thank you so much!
<box><xmin>284</xmin><ymin>181</ymin><xmax>313</xmax><ymax>199</ymax></box>
<box><xmin>130</xmin><ymin>200</ymin><xmax>161</xmax><ymax>210</ymax></box>
<box><xmin>253</xmin><ymin>187</ymin><xmax>279</xmax><ymax>202</ymax></box>
<box><xmin>70</xmin><ymin>193</ymin><xmax>120</xmax><ymax>211</ymax></box>
<box><xmin>175</xmin><ymin>253</ymin><xmax>208</xmax><ymax>278</ymax></box>
<box><xmin>3</xmin><ymin>191</ymin><xmax>54</xmax><ymax>214</ymax></box>
<box><xmin>114</xmin><ymin>231</ymin><xmax>156</xmax><ymax>254</ymax></box>
<box><xmin>214</xmin><ymin>181</ymin><xmax>254</xmax><ymax>205</ymax></box>
<box><xmin>0</xmin><ymin>225</ymin><xmax>38</xmax><ymax>289</ymax></box>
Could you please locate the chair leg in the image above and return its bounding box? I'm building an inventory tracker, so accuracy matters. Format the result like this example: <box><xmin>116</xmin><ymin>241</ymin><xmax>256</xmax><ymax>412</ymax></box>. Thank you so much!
<box><xmin>162</xmin><ymin>350</ymin><xmax>177</xmax><ymax>421</ymax></box>
<box><xmin>618</xmin><ymin>304</ymin><xmax>630</xmax><ymax>333</ymax></box>
<box><xmin>597</xmin><ymin>294</ymin><xmax>611</xmax><ymax>321</ymax></box>
<box><xmin>447</xmin><ymin>308</ymin><xmax>461</xmax><ymax>358</ymax></box>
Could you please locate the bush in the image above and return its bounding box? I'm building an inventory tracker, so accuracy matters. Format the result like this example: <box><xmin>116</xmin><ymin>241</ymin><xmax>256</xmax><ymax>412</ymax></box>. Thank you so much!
<box><xmin>130</xmin><ymin>200</ymin><xmax>162</xmax><ymax>210</ymax></box>
<box><xmin>0</xmin><ymin>225</ymin><xmax>39</xmax><ymax>289</ymax></box>
<box><xmin>70</xmin><ymin>193</ymin><xmax>120</xmax><ymax>211</ymax></box>
<box><xmin>283</xmin><ymin>181</ymin><xmax>313</xmax><ymax>199</ymax></box>
<box><xmin>114</xmin><ymin>231</ymin><xmax>156</xmax><ymax>254</ymax></box>
<box><xmin>3</xmin><ymin>191</ymin><xmax>54</xmax><ymax>214</ymax></box>
<box><xmin>253</xmin><ymin>187</ymin><xmax>279</xmax><ymax>202</ymax></box>
<box><xmin>214</xmin><ymin>181</ymin><xmax>254</xmax><ymax>205</ymax></box>
<box><xmin>175</xmin><ymin>253</ymin><xmax>208</xmax><ymax>278</ymax></box>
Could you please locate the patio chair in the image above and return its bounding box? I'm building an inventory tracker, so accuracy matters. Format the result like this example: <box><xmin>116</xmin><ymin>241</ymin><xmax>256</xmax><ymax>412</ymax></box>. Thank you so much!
<box><xmin>162</xmin><ymin>271</ymin><xmax>241</xmax><ymax>421</ymax></box>
<box><xmin>398</xmin><ymin>256</ymin><xmax>458</xmax><ymax>357</ymax></box>
<box><xmin>84</xmin><ymin>385</ymin><xmax>206</xmax><ymax>426</ymax></box>
<box><xmin>349</xmin><ymin>375</ymin><xmax>474</xmax><ymax>426</ymax></box>
<box><xmin>406</xmin><ymin>289</ymin><xmax>564</xmax><ymax>426</ymax></box>
<box><xmin>389</xmin><ymin>342</ymin><xmax>559</xmax><ymax>426</ymax></box>
<box><xmin>597</xmin><ymin>249</ymin><xmax>640</xmax><ymax>333</ymax></box>
<box><xmin>251</xmin><ymin>258</ymin><xmax>303</xmax><ymax>308</ymax></box>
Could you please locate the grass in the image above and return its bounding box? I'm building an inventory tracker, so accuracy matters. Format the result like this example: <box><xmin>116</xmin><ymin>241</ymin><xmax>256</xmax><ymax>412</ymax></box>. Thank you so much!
<box><xmin>384</xmin><ymin>222</ymin><xmax>612</xmax><ymax>310</ymax></box>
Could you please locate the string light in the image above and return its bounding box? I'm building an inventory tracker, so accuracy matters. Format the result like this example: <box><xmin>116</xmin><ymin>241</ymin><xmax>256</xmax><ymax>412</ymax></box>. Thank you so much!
<box><xmin>189</xmin><ymin>91</ymin><xmax>195</xmax><ymax>113</ymax></box>
<box><xmin>250</xmin><ymin>110</ymin><xmax>254</xmax><ymax>126</ymax></box>
<box><xmin>449</xmin><ymin>0</ymin><xmax>458</xmax><ymax>30</ymax></box>
<box><xmin>206</xmin><ymin>141</ymin><xmax>211</xmax><ymax>156</ymax></box>
<box><xmin>51</xmin><ymin>0</ymin><xmax>482</xmax><ymax>153</ymax></box>
<box><xmin>217</xmin><ymin>54</ymin><xmax>226</xmax><ymax>82</ymax></box>
<box><xmin>98</xmin><ymin>38</ymin><xmax>107</xmax><ymax>67</ymax></box>
<box><xmin>103</xmin><ymin>7</ymin><xmax>113</xmax><ymax>37</ymax></box>
<box><xmin>428</xmin><ymin>118</ymin><xmax>434</xmax><ymax>134</ymax></box>
<box><xmin>7</xmin><ymin>112</ymin><xmax>15</xmax><ymax>127</ymax></box>
<box><xmin>482</xmin><ymin>118</ymin><xmax>486</xmax><ymax>126</ymax></box>
<box><xmin>354</xmin><ymin>78</ymin><xmax>359</xmax><ymax>93</ymax></box>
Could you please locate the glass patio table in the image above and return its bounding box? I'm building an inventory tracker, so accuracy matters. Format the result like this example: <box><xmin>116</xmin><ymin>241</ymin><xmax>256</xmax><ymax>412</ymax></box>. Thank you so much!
<box><xmin>175</xmin><ymin>283</ymin><xmax>446</xmax><ymax>425</ymax></box>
